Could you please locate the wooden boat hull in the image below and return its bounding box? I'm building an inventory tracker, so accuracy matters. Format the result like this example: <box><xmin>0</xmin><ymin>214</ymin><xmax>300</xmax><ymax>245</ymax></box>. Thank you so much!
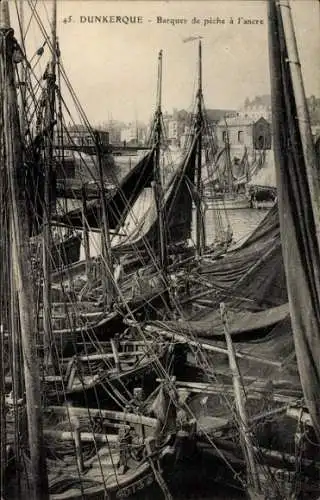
<box><xmin>251</xmin><ymin>199</ymin><xmax>276</xmax><ymax>210</ymax></box>
<box><xmin>43</xmin><ymin>405</ymin><xmax>188</xmax><ymax>500</ymax></box>
<box><xmin>203</xmin><ymin>196</ymin><xmax>251</xmax><ymax>210</ymax></box>
<box><xmin>49</xmin><ymin>348</ymin><xmax>170</xmax><ymax>409</ymax></box>
<box><xmin>50</xmin><ymin>463</ymin><xmax>156</xmax><ymax>500</ymax></box>
<box><xmin>196</xmin><ymin>438</ymin><xmax>320</xmax><ymax>499</ymax></box>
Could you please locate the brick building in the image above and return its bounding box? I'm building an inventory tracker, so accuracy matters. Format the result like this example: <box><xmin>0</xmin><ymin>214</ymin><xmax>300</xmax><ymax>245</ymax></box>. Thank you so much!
<box><xmin>216</xmin><ymin>116</ymin><xmax>271</xmax><ymax>150</ymax></box>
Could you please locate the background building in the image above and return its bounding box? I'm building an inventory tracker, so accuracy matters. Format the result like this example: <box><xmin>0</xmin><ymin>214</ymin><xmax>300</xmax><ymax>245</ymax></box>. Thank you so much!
<box><xmin>216</xmin><ymin>116</ymin><xmax>272</xmax><ymax>150</ymax></box>
<box><xmin>120</xmin><ymin>122</ymin><xmax>147</xmax><ymax>146</ymax></box>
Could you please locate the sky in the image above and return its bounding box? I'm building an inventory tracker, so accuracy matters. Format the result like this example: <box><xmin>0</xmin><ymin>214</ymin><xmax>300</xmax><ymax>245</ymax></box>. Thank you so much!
<box><xmin>8</xmin><ymin>0</ymin><xmax>320</xmax><ymax>125</ymax></box>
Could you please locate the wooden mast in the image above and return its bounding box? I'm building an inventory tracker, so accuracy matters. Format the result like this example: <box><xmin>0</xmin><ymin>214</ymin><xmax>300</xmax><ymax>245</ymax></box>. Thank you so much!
<box><xmin>56</xmin><ymin>38</ymin><xmax>68</xmax><ymax>217</ymax></box>
<box><xmin>224</xmin><ymin>121</ymin><xmax>233</xmax><ymax>193</ymax></box>
<box><xmin>220</xmin><ymin>303</ymin><xmax>262</xmax><ymax>497</ymax></box>
<box><xmin>18</xmin><ymin>0</ymin><xmax>26</xmax><ymax>138</ymax></box>
<box><xmin>1</xmin><ymin>0</ymin><xmax>49</xmax><ymax>497</ymax></box>
<box><xmin>195</xmin><ymin>40</ymin><xmax>205</xmax><ymax>257</ymax></box>
<box><xmin>81</xmin><ymin>184</ymin><xmax>91</xmax><ymax>278</ymax></box>
<box><xmin>153</xmin><ymin>49</ymin><xmax>167</xmax><ymax>272</ymax></box>
<box><xmin>277</xmin><ymin>0</ymin><xmax>320</xmax><ymax>250</ymax></box>
<box><xmin>0</xmin><ymin>4</ymin><xmax>8</xmax><ymax>495</ymax></box>
<box><xmin>95</xmin><ymin>131</ymin><xmax>114</xmax><ymax>309</ymax></box>
<box><xmin>12</xmin><ymin>0</ymin><xmax>24</xmax><ymax>405</ymax></box>
<box><xmin>42</xmin><ymin>0</ymin><xmax>57</xmax><ymax>367</ymax></box>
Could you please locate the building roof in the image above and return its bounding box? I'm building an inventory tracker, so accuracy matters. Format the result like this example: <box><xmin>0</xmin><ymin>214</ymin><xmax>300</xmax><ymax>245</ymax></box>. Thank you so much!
<box><xmin>216</xmin><ymin>115</ymin><xmax>255</xmax><ymax>127</ymax></box>
<box><xmin>216</xmin><ymin>115</ymin><xmax>271</xmax><ymax>127</ymax></box>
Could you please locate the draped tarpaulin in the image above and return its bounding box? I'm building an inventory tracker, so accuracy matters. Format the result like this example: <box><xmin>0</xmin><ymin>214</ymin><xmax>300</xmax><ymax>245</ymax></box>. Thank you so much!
<box><xmin>268</xmin><ymin>0</ymin><xmax>320</xmax><ymax>439</ymax></box>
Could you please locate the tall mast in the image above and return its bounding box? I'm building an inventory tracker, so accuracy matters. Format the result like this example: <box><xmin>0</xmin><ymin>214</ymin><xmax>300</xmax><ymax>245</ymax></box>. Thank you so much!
<box><xmin>42</xmin><ymin>0</ymin><xmax>57</xmax><ymax>367</ymax></box>
<box><xmin>81</xmin><ymin>184</ymin><xmax>91</xmax><ymax>279</ymax></box>
<box><xmin>195</xmin><ymin>40</ymin><xmax>205</xmax><ymax>257</ymax></box>
<box><xmin>0</xmin><ymin>65</ymin><xmax>7</xmax><ymax>499</ymax></box>
<box><xmin>153</xmin><ymin>49</ymin><xmax>167</xmax><ymax>271</ymax></box>
<box><xmin>0</xmin><ymin>4</ymin><xmax>8</xmax><ymax>496</ymax></box>
<box><xmin>0</xmin><ymin>1</ymin><xmax>49</xmax><ymax>497</ymax></box>
<box><xmin>220</xmin><ymin>303</ymin><xmax>262</xmax><ymax>496</ymax></box>
<box><xmin>278</xmin><ymin>0</ymin><xmax>320</xmax><ymax>251</ymax></box>
<box><xmin>224</xmin><ymin>121</ymin><xmax>233</xmax><ymax>192</ymax></box>
<box><xmin>56</xmin><ymin>38</ymin><xmax>68</xmax><ymax>216</ymax></box>
<box><xmin>96</xmin><ymin>131</ymin><xmax>114</xmax><ymax>309</ymax></box>
<box><xmin>18</xmin><ymin>0</ymin><xmax>26</xmax><ymax>138</ymax></box>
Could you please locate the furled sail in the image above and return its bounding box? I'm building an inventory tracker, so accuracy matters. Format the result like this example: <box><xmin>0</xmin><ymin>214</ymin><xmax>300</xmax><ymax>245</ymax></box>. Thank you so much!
<box><xmin>268</xmin><ymin>0</ymin><xmax>320</xmax><ymax>439</ymax></box>
<box><xmin>54</xmin><ymin>147</ymin><xmax>156</xmax><ymax>230</ymax></box>
<box><xmin>113</xmin><ymin>134</ymin><xmax>198</xmax><ymax>253</ymax></box>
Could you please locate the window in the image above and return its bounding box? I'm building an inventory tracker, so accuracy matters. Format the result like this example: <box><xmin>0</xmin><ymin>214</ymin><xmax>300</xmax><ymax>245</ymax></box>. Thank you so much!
<box><xmin>222</xmin><ymin>130</ymin><xmax>227</xmax><ymax>142</ymax></box>
<box><xmin>238</xmin><ymin>131</ymin><xmax>244</xmax><ymax>144</ymax></box>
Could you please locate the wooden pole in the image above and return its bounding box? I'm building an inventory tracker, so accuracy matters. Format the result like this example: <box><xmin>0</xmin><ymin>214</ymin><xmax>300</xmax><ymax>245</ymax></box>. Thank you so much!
<box><xmin>154</xmin><ymin>49</ymin><xmax>167</xmax><ymax>273</ymax></box>
<box><xmin>220</xmin><ymin>303</ymin><xmax>261</xmax><ymax>495</ymax></box>
<box><xmin>1</xmin><ymin>1</ymin><xmax>49</xmax><ymax>496</ymax></box>
<box><xmin>0</xmin><ymin>326</ymin><xmax>6</xmax><ymax>499</ymax></box>
<box><xmin>111</xmin><ymin>338</ymin><xmax>121</xmax><ymax>372</ymax></box>
<box><xmin>42</xmin><ymin>0</ymin><xmax>57</xmax><ymax>368</ymax></box>
<box><xmin>56</xmin><ymin>38</ymin><xmax>68</xmax><ymax>217</ymax></box>
<box><xmin>96</xmin><ymin>131</ymin><xmax>113</xmax><ymax>309</ymax></box>
<box><xmin>18</xmin><ymin>0</ymin><xmax>26</xmax><ymax>140</ymax></box>
<box><xmin>278</xmin><ymin>0</ymin><xmax>320</xmax><ymax>251</ymax></box>
<box><xmin>195</xmin><ymin>41</ymin><xmax>205</xmax><ymax>256</ymax></box>
<box><xmin>0</xmin><ymin>15</ymin><xmax>8</xmax><ymax>493</ymax></box>
<box><xmin>224</xmin><ymin>122</ymin><xmax>233</xmax><ymax>193</ymax></box>
<box><xmin>81</xmin><ymin>185</ymin><xmax>91</xmax><ymax>278</ymax></box>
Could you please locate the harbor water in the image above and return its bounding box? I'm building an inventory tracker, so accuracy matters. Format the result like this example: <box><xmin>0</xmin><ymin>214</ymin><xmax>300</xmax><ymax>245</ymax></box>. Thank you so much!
<box><xmin>186</xmin><ymin>208</ymin><xmax>270</xmax><ymax>499</ymax></box>
<box><xmin>195</xmin><ymin>207</ymin><xmax>269</xmax><ymax>247</ymax></box>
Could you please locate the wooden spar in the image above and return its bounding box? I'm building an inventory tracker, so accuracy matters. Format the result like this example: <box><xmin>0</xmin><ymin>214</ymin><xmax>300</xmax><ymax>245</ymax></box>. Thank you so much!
<box><xmin>0</xmin><ymin>19</ymin><xmax>8</xmax><ymax>493</ymax></box>
<box><xmin>224</xmin><ymin>121</ymin><xmax>233</xmax><ymax>193</ymax></box>
<box><xmin>111</xmin><ymin>338</ymin><xmax>121</xmax><ymax>371</ymax></box>
<box><xmin>96</xmin><ymin>134</ymin><xmax>113</xmax><ymax>306</ymax></box>
<box><xmin>1</xmin><ymin>1</ymin><xmax>49</xmax><ymax>497</ymax></box>
<box><xmin>42</xmin><ymin>0</ymin><xmax>57</xmax><ymax>368</ymax></box>
<box><xmin>10</xmin><ymin>238</ymin><xmax>25</xmax><ymax>481</ymax></box>
<box><xmin>9</xmin><ymin>1</ymin><xmax>25</xmax><ymax>460</ymax></box>
<box><xmin>81</xmin><ymin>185</ymin><xmax>91</xmax><ymax>278</ymax></box>
<box><xmin>18</xmin><ymin>0</ymin><xmax>26</xmax><ymax>139</ymax></box>
<box><xmin>95</xmin><ymin>130</ymin><xmax>114</xmax><ymax>309</ymax></box>
<box><xmin>43</xmin><ymin>429</ymin><xmax>118</xmax><ymax>444</ymax></box>
<box><xmin>278</xmin><ymin>0</ymin><xmax>320</xmax><ymax>251</ymax></box>
<box><xmin>0</xmin><ymin>328</ymin><xmax>6</xmax><ymax>498</ymax></box>
<box><xmin>153</xmin><ymin>49</ymin><xmax>167</xmax><ymax>272</ymax></box>
<box><xmin>145</xmin><ymin>325</ymin><xmax>283</xmax><ymax>368</ymax></box>
<box><xmin>220</xmin><ymin>303</ymin><xmax>261</xmax><ymax>494</ymax></box>
<box><xmin>158</xmin><ymin>380</ymin><xmax>299</xmax><ymax>404</ymax></box>
<box><xmin>47</xmin><ymin>405</ymin><xmax>157</xmax><ymax>427</ymax></box>
<box><xmin>56</xmin><ymin>38</ymin><xmax>68</xmax><ymax>215</ymax></box>
<box><xmin>195</xmin><ymin>40</ymin><xmax>205</xmax><ymax>257</ymax></box>
<box><xmin>268</xmin><ymin>0</ymin><xmax>320</xmax><ymax>441</ymax></box>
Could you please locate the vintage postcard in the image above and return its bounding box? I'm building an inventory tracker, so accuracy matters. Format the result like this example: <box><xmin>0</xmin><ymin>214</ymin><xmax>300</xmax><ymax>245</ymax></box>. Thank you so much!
<box><xmin>1</xmin><ymin>1</ymin><xmax>320</xmax><ymax>499</ymax></box>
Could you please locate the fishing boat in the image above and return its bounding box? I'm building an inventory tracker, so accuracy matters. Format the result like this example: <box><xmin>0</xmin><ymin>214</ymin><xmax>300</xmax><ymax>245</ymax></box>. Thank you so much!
<box><xmin>37</xmin><ymin>44</ymin><xmax>235</xmax><ymax>346</ymax></box>
<box><xmin>139</xmin><ymin>1</ymin><xmax>320</xmax><ymax>497</ymax></box>
<box><xmin>247</xmin><ymin>150</ymin><xmax>277</xmax><ymax>209</ymax></box>
<box><xmin>0</xmin><ymin>4</ymin><xmax>198</xmax><ymax>500</ymax></box>
<box><xmin>203</xmin><ymin>130</ymin><xmax>252</xmax><ymax>210</ymax></box>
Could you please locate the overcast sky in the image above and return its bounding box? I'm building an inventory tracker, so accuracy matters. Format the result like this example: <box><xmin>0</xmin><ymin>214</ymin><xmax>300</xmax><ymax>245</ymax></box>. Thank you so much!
<box><xmin>9</xmin><ymin>0</ymin><xmax>320</xmax><ymax>125</ymax></box>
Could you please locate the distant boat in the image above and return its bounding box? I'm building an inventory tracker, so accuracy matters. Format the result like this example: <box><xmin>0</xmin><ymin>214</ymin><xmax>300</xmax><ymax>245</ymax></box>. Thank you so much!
<box><xmin>247</xmin><ymin>149</ymin><xmax>277</xmax><ymax>209</ymax></box>
<box><xmin>203</xmin><ymin>141</ymin><xmax>252</xmax><ymax>210</ymax></box>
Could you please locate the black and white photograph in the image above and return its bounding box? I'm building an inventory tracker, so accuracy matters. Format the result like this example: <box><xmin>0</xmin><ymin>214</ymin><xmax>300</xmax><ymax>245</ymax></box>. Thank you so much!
<box><xmin>0</xmin><ymin>0</ymin><xmax>320</xmax><ymax>498</ymax></box>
